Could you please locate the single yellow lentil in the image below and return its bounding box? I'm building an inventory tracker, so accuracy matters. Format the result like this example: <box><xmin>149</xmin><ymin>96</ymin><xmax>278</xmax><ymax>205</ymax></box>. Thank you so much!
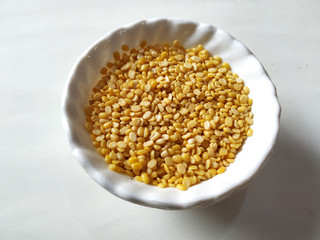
<box><xmin>131</xmin><ymin>162</ymin><xmax>143</xmax><ymax>171</ymax></box>
<box><xmin>217</xmin><ymin>166</ymin><xmax>226</xmax><ymax>174</ymax></box>
<box><xmin>176</xmin><ymin>184</ymin><xmax>187</xmax><ymax>191</ymax></box>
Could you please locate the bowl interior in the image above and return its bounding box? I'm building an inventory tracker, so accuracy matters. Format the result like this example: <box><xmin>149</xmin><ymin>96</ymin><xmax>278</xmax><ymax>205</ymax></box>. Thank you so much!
<box><xmin>62</xmin><ymin>18</ymin><xmax>280</xmax><ymax>209</ymax></box>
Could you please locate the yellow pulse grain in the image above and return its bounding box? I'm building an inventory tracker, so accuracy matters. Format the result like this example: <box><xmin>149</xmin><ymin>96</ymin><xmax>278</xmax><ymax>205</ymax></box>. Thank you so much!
<box><xmin>85</xmin><ymin>40</ymin><xmax>254</xmax><ymax>191</ymax></box>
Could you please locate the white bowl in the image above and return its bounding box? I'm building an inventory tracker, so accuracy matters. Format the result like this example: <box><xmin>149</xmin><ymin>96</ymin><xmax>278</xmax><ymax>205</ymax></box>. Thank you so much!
<box><xmin>62</xmin><ymin>18</ymin><xmax>280</xmax><ymax>209</ymax></box>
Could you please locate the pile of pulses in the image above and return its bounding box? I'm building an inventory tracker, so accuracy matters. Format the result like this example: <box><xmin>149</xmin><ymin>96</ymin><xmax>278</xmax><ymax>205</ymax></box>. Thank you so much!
<box><xmin>85</xmin><ymin>40</ymin><xmax>253</xmax><ymax>191</ymax></box>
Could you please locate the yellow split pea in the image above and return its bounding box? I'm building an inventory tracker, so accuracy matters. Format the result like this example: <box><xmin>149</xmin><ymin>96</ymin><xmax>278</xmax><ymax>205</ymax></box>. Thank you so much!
<box><xmin>84</xmin><ymin>40</ymin><xmax>253</xmax><ymax>191</ymax></box>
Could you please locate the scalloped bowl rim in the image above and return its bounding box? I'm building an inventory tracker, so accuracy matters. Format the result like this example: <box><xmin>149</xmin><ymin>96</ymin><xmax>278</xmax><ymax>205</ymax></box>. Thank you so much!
<box><xmin>62</xmin><ymin>18</ymin><xmax>281</xmax><ymax>209</ymax></box>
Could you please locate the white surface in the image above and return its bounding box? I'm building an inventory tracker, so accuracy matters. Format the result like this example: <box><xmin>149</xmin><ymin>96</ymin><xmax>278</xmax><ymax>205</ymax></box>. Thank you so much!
<box><xmin>62</xmin><ymin>18</ymin><xmax>280</xmax><ymax>209</ymax></box>
<box><xmin>1</xmin><ymin>0</ymin><xmax>319</xmax><ymax>239</ymax></box>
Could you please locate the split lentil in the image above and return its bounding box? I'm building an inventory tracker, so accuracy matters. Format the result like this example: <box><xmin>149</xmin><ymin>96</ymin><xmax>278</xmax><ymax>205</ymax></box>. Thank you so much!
<box><xmin>85</xmin><ymin>40</ymin><xmax>253</xmax><ymax>191</ymax></box>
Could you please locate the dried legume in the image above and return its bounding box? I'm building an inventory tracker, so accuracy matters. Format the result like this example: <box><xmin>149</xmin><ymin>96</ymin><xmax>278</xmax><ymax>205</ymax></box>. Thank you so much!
<box><xmin>85</xmin><ymin>40</ymin><xmax>253</xmax><ymax>191</ymax></box>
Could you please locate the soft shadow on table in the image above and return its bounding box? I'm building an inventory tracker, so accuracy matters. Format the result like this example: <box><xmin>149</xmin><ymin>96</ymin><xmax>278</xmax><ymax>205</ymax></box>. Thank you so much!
<box><xmin>235</xmin><ymin>126</ymin><xmax>320</xmax><ymax>240</ymax></box>
<box><xmin>169</xmin><ymin>188</ymin><xmax>247</xmax><ymax>238</ymax></box>
<box><xmin>172</xmin><ymin>126</ymin><xmax>320</xmax><ymax>239</ymax></box>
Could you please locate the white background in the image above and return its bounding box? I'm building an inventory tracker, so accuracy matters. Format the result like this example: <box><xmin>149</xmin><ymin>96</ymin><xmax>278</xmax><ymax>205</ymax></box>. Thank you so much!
<box><xmin>1</xmin><ymin>0</ymin><xmax>320</xmax><ymax>239</ymax></box>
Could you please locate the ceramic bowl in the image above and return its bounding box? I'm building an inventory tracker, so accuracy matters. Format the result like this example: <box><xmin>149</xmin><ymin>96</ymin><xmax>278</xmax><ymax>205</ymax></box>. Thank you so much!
<box><xmin>62</xmin><ymin>18</ymin><xmax>281</xmax><ymax>209</ymax></box>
